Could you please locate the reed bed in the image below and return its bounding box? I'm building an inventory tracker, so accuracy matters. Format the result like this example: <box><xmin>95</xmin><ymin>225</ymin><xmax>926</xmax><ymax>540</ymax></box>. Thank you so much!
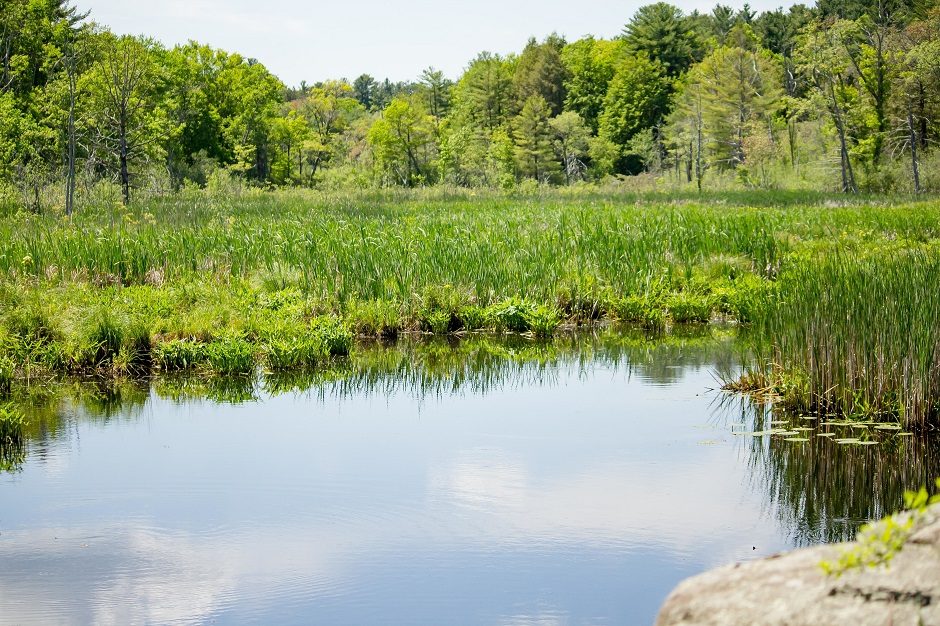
<box><xmin>748</xmin><ymin>242</ymin><xmax>940</xmax><ymax>428</ymax></box>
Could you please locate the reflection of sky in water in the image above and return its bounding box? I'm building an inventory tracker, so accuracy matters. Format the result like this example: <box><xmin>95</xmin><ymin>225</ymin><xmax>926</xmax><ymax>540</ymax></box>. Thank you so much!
<box><xmin>0</xmin><ymin>348</ymin><xmax>836</xmax><ymax>625</ymax></box>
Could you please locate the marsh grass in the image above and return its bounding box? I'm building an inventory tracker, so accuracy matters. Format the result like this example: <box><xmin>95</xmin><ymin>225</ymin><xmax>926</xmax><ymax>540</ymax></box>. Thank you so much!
<box><xmin>739</xmin><ymin>243</ymin><xmax>940</xmax><ymax>428</ymax></box>
<box><xmin>3</xmin><ymin>190</ymin><xmax>940</xmax><ymax>424</ymax></box>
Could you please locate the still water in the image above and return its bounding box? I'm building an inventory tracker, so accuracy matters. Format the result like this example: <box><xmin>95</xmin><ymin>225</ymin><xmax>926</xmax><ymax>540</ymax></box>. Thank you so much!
<box><xmin>2</xmin><ymin>330</ymin><xmax>938</xmax><ymax>625</ymax></box>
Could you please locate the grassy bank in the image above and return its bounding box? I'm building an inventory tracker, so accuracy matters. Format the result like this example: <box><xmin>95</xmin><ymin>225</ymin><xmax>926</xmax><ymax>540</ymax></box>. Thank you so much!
<box><xmin>1</xmin><ymin>188</ymin><xmax>940</xmax><ymax>425</ymax></box>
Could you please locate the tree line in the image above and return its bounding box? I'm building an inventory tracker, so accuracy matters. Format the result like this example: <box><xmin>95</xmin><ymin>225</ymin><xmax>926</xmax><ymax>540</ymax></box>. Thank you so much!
<box><xmin>2</xmin><ymin>0</ymin><xmax>940</xmax><ymax>211</ymax></box>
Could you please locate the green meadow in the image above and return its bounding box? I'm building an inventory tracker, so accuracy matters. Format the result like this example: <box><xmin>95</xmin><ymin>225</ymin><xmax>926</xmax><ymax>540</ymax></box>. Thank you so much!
<box><xmin>1</xmin><ymin>188</ymin><xmax>940</xmax><ymax>427</ymax></box>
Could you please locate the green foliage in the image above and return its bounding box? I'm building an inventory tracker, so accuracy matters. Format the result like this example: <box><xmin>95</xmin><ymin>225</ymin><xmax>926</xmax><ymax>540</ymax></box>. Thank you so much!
<box><xmin>513</xmin><ymin>34</ymin><xmax>569</xmax><ymax>116</ymax></box>
<box><xmin>821</xmin><ymin>478</ymin><xmax>940</xmax><ymax>576</ymax></box>
<box><xmin>0</xmin><ymin>357</ymin><xmax>12</xmax><ymax>397</ymax></box>
<box><xmin>747</xmin><ymin>243</ymin><xmax>940</xmax><ymax>426</ymax></box>
<box><xmin>369</xmin><ymin>96</ymin><xmax>437</xmax><ymax>186</ymax></box>
<box><xmin>561</xmin><ymin>37</ymin><xmax>627</xmax><ymax>132</ymax></box>
<box><xmin>599</xmin><ymin>55</ymin><xmax>672</xmax><ymax>173</ymax></box>
<box><xmin>667</xmin><ymin>293</ymin><xmax>713</xmax><ymax>323</ymax></box>
<box><xmin>513</xmin><ymin>96</ymin><xmax>559</xmax><ymax>181</ymax></box>
<box><xmin>154</xmin><ymin>339</ymin><xmax>209</xmax><ymax>371</ymax></box>
<box><xmin>623</xmin><ymin>3</ymin><xmax>705</xmax><ymax>76</ymax></box>
<box><xmin>206</xmin><ymin>334</ymin><xmax>255</xmax><ymax>375</ymax></box>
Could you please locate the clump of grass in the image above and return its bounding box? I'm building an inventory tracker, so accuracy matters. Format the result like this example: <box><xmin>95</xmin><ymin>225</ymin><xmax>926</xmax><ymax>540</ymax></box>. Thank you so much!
<box><xmin>0</xmin><ymin>357</ymin><xmax>12</xmax><ymax>396</ymax></box>
<box><xmin>526</xmin><ymin>304</ymin><xmax>561</xmax><ymax>338</ymax></box>
<box><xmin>0</xmin><ymin>404</ymin><xmax>24</xmax><ymax>444</ymax></box>
<box><xmin>666</xmin><ymin>293</ymin><xmax>713</xmax><ymax>324</ymax></box>
<box><xmin>154</xmin><ymin>339</ymin><xmax>208</xmax><ymax>371</ymax></box>
<box><xmin>457</xmin><ymin>305</ymin><xmax>487</xmax><ymax>331</ymax></box>
<box><xmin>747</xmin><ymin>244</ymin><xmax>940</xmax><ymax>427</ymax></box>
<box><xmin>612</xmin><ymin>296</ymin><xmax>667</xmax><ymax>332</ymax></box>
<box><xmin>206</xmin><ymin>334</ymin><xmax>255</xmax><ymax>375</ymax></box>
<box><xmin>417</xmin><ymin>285</ymin><xmax>467</xmax><ymax>334</ymax></box>
<box><xmin>487</xmin><ymin>299</ymin><xmax>532</xmax><ymax>333</ymax></box>
<box><xmin>347</xmin><ymin>299</ymin><xmax>401</xmax><ymax>339</ymax></box>
<box><xmin>311</xmin><ymin>317</ymin><xmax>352</xmax><ymax>356</ymax></box>
<box><xmin>71</xmin><ymin>311</ymin><xmax>152</xmax><ymax>373</ymax></box>
<box><xmin>265</xmin><ymin>334</ymin><xmax>328</xmax><ymax>371</ymax></box>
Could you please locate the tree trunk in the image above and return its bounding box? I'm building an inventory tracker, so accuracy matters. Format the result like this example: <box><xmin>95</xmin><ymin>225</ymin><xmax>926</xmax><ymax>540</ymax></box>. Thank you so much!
<box><xmin>65</xmin><ymin>62</ymin><xmax>76</xmax><ymax>216</ymax></box>
<box><xmin>695</xmin><ymin>105</ymin><xmax>703</xmax><ymax>193</ymax></box>
<box><xmin>829</xmin><ymin>83</ymin><xmax>857</xmax><ymax>193</ymax></box>
<box><xmin>119</xmin><ymin>114</ymin><xmax>130</xmax><ymax>205</ymax></box>
<box><xmin>907</xmin><ymin>99</ymin><xmax>921</xmax><ymax>194</ymax></box>
<box><xmin>787</xmin><ymin>118</ymin><xmax>797</xmax><ymax>170</ymax></box>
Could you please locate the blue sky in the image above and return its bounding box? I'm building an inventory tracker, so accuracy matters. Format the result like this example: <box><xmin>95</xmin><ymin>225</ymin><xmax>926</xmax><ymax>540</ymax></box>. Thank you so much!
<box><xmin>81</xmin><ymin>0</ymin><xmax>797</xmax><ymax>86</ymax></box>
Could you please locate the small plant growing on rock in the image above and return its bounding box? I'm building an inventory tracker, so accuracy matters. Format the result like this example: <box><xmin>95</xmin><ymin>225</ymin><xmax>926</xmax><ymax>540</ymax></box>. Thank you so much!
<box><xmin>821</xmin><ymin>478</ymin><xmax>940</xmax><ymax>576</ymax></box>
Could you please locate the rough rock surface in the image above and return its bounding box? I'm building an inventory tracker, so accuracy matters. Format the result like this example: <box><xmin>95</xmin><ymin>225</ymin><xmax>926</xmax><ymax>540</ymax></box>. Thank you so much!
<box><xmin>656</xmin><ymin>504</ymin><xmax>940</xmax><ymax>626</ymax></box>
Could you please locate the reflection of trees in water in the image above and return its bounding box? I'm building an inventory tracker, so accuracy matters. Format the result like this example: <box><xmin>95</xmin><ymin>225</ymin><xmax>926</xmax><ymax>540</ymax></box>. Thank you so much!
<box><xmin>737</xmin><ymin>398</ymin><xmax>940</xmax><ymax>546</ymax></box>
<box><xmin>2</xmin><ymin>326</ymin><xmax>736</xmax><ymax>467</ymax></box>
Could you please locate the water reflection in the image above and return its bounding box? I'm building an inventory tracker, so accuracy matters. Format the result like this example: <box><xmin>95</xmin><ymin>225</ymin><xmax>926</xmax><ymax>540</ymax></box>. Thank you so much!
<box><xmin>1</xmin><ymin>326</ymin><xmax>938</xmax><ymax>625</ymax></box>
<box><xmin>735</xmin><ymin>397</ymin><xmax>940</xmax><ymax>545</ymax></box>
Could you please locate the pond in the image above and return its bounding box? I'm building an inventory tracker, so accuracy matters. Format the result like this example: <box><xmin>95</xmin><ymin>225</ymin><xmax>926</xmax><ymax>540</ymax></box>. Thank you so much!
<box><xmin>2</xmin><ymin>329</ymin><xmax>938</xmax><ymax>625</ymax></box>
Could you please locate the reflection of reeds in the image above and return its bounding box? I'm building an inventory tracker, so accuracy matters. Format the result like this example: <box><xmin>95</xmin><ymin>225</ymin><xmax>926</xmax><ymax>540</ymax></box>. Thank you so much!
<box><xmin>262</xmin><ymin>327</ymin><xmax>738</xmax><ymax>399</ymax></box>
<box><xmin>0</xmin><ymin>404</ymin><xmax>26</xmax><ymax>472</ymax></box>
<box><xmin>3</xmin><ymin>327</ymin><xmax>737</xmax><ymax>465</ymax></box>
<box><xmin>738</xmin><ymin>400</ymin><xmax>940</xmax><ymax>545</ymax></box>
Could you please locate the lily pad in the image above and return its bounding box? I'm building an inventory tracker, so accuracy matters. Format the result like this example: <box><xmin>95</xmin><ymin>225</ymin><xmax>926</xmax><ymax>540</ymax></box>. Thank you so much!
<box><xmin>816</xmin><ymin>433</ymin><xmax>836</xmax><ymax>438</ymax></box>
<box><xmin>874</xmin><ymin>424</ymin><xmax>902</xmax><ymax>431</ymax></box>
<box><xmin>835</xmin><ymin>438</ymin><xmax>861</xmax><ymax>444</ymax></box>
<box><xmin>784</xmin><ymin>437</ymin><xmax>810</xmax><ymax>442</ymax></box>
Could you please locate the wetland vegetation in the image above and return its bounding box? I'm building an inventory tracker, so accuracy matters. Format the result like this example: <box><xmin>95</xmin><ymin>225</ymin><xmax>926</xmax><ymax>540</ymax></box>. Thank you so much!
<box><xmin>2</xmin><ymin>190</ymin><xmax>940</xmax><ymax>429</ymax></box>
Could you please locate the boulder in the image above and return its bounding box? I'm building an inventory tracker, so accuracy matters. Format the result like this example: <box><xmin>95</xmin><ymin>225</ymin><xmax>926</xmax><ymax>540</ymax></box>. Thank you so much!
<box><xmin>656</xmin><ymin>505</ymin><xmax>940</xmax><ymax>626</ymax></box>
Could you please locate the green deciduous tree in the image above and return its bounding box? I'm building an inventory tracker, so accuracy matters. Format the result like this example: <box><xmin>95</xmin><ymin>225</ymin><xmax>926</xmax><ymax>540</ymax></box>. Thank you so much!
<box><xmin>598</xmin><ymin>55</ymin><xmax>672</xmax><ymax>173</ymax></box>
<box><xmin>368</xmin><ymin>96</ymin><xmax>437</xmax><ymax>186</ymax></box>
<box><xmin>561</xmin><ymin>37</ymin><xmax>627</xmax><ymax>132</ymax></box>
<box><xmin>83</xmin><ymin>34</ymin><xmax>166</xmax><ymax>205</ymax></box>
<box><xmin>549</xmin><ymin>111</ymin><xmax>590</xmax><ymax>184</ymax></box>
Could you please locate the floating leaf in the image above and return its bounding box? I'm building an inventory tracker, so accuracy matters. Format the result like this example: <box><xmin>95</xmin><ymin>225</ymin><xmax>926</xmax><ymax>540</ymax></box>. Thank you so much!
<box><xmin>816</xmin><ymin>433</ymin><xmax>836</xmax><ymax>438</ymax></box>
<box><xmin>835</xmin><ymin>438</ymin><xmax>861</xmax><ymax>444</ymax></box>
<box><xmin>784</xmin><ymin>437</ymin><xmax>810</xmax><ymax>442</ymax></box>
<box><xmin>874</xmin><ymin>424</ymin><xmax>902</xmax><ymax>431</ymax></box>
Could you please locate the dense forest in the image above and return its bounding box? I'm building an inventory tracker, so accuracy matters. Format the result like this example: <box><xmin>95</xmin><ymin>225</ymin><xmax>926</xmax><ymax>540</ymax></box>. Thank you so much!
<box><xmin>2</xmin><ymin>0</ymin><xmax>940</xmax><ymax>211</ymax></box>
